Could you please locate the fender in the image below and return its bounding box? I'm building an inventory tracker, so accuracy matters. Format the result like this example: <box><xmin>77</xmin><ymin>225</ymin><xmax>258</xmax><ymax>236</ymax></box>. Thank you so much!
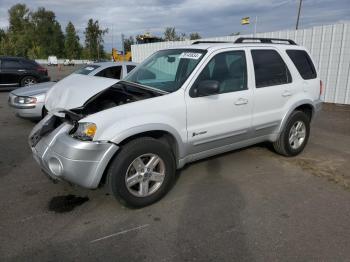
<box><xmin>277</xmin><ymin>99</ymin><xmax>317</xmax><ymax>134</ymax></box>
<box><xmin>110</xmin><ymin>123</ymin><xmax>187</xmax><ymax>159</ymax></box>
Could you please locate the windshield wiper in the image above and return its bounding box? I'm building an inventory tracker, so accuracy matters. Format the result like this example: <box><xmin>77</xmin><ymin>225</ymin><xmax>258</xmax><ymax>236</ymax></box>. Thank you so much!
<box><xmin>119</xmin><ymin>80</ymin><xmax>169</xmax><ymax>95</ymax></box>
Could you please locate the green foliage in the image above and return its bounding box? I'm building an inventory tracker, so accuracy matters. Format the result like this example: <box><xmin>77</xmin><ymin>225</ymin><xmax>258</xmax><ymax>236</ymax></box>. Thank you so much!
<box><xmin>30</xmin><ymin>7</ymin><xmax>65</xmax><ymax>58</ymax></box>
<box><xmin>163</xmin><ymin>27</ymin><xmax>186</xmax><ymax>41</ymax></box>
<box><xmin>84</xmin><ymin>19</ymin><xmax>107</xmax><ymax>60</ymax></box>
<box><xmin>64</xmin><ymin>21</ymin><xmax>81</xmax><ymax>59</ymax></box>
<box><xmin>0</xmin><ymin>4</ymin><xmax>65</xmax><ymax>58</ymax></box>
<box><xmin>189</xmin><ymin>32</ymin><xmax>201</xmax><ymax>40</ymax></box>
<box><xmin>0</xmin><ymin>4</ymin><xmax>107</xmax><ymax>60</ymax></box>
<box><xmin>123</xmin><ymin>35</ymin><xmax>135</xmax><ymax>52</ymax></box>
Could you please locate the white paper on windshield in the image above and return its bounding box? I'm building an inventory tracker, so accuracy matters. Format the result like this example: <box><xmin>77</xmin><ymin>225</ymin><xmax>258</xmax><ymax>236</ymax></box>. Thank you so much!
<box><xmin>179</xmin><ymin>52</ymin><xmax>202</xmax><ymax>60</ymax></box>
<box><xmin>85</xmin><ymin>67</ymin><xmax>95</xmax><ymax>70</ymax></box>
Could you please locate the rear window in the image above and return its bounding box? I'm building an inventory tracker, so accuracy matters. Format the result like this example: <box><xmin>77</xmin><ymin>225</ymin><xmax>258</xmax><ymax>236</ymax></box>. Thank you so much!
<box><xmin>251</xmin><ymin>49</ymin><xmax>292</xmax><ymax>88</ymax></box>
<box><xmin>74</xmin><ymin>65</ymin><xmax>100</xmax><ymax>75</ymax></box>
<box><xmin>286</xmin><ymin>50</ymin><xmax>317</xmax><ymax>80</ymax></box>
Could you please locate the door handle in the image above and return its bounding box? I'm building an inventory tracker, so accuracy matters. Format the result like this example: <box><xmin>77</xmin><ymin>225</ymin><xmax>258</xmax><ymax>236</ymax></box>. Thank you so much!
<box><xmin>234</xmin><ymin>98</ymin><xmax>248</xmax><ymax>105</ymax></box>
<box><xmin>282</xmin><ymin>90</ymin><xmax>292</xmax><ymax>97</ymax></box>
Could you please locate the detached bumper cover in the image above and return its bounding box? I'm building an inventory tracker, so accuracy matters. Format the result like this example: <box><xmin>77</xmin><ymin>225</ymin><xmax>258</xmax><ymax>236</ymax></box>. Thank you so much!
<box><xmin>30</xmin><ymin>119</ymin><xmax>119</xmax><ymax>188</ymax></box>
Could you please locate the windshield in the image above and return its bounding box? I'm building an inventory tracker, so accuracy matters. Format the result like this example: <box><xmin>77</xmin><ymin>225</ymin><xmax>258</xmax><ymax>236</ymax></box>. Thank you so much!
<box><xmin>124</xmin><ymin>49</ymin><xmax>206</xmax><ymax>92</ymax></box>
<box><xmin>74</xmin><ymin>65</ymin><xmax>100</xmax><ymax>75</ymax></box>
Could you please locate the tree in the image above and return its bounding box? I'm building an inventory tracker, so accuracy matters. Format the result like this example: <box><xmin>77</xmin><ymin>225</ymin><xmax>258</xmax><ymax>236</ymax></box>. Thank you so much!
<box><xmin>64</xmin><ymin>21</ymin><xmax>81</xmax><ymax>59</ymax></box>
<box><xmin>189</xmin><ymin>32</ymin><xmax>201</xmax><ymax>40</ymax></box>
<box><xmin>30</xmin><ymin>7</ymin><xmax>65</xmax><ymax>58</ymax></box>
<box><xmin>163</xmin><ymin>27</ymin><xmax>178</xmax><ymax>41</ymax></box>
<box><xmin>123</xmin><ymin>35</ymin><xmax>134</xmax><ymax>52</ymax></box>
<box><xmin>84</xmin><ymin>19</ymin><xmax>107</xmax><ymax>60</ymax></box>
<box><xmin>2</xmin><ymin>4</ymin><xmax>31</xmax><ymax>56</ymax></box>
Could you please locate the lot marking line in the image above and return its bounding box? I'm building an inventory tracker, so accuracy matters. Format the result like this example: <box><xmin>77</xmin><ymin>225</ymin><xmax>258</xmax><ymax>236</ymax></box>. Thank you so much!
<box><xmin>90</xmin><ymin>224</ymin><xmax>150</xmax><ymax>243</ymax></box>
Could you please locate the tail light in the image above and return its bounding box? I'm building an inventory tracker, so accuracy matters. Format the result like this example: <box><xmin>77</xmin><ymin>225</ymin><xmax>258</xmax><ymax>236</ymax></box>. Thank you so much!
<box><xmin>36</xmin><ymin>66</ymin><xmax>48</xmax><ymax>75</ymax></box>
<box><xmin>320</xmin><ymin>80</ymin><xmax>323</xmax><ymax>97</ymax></box>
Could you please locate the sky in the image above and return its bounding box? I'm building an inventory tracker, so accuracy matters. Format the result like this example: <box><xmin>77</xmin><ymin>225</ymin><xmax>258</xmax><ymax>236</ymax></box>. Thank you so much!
<box><xmin>0</xmin><ymin>0</ymin><xmax>349</xmax><ymax>51</ymax></box>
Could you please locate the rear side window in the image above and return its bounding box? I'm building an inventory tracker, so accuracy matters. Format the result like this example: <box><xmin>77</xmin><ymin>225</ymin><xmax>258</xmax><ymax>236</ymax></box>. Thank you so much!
<box><xmin>126</xmin><ymin>65</ymin><xmax>136</xmax><ymax>73</ymax></box>
<box><xmin>251</xmin><ymin>50</ymin><xmax>292</xmax><ymax>88</ymax></box>
<box><xmin>95</xmin><ymin>66</ymin><xmax>122</xmax><ymax>79</ymax></box>
<box><xmin>286</xmin><ymin>50</ymin><xmax>317</xmax><ymax>80</ymax></box>
<box><xmin>75</xmin><ymin>65</ymin><xmax>100</xmax><ymax>75</ymax></box>
<box><xmin>20</xmin><ymin>60</ymin><xmax>38</xmax><ymax>68</ymax></box>
<box><xmin>2</xmin><ymin>59</ymin><xmax>22</xmax><ymax>69</ymax></box>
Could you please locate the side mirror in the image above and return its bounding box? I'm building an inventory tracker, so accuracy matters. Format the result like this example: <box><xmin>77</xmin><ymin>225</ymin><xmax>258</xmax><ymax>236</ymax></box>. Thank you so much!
<box><xmin>194</xmin><ymin>80</ymin><xmax>220</xmax><ymax>97</ymax></box>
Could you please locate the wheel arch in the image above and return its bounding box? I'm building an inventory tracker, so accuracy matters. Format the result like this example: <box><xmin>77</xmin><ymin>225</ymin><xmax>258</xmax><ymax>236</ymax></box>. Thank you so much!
<box><xmin>277</xmin><ymin>100</ymin><xmax>316</xmax><ymax>135</ymax></box>
<box><xmin>98</xmin><ymin>128</ymin><xmax>184</xmax><ymax>187</ymax></box>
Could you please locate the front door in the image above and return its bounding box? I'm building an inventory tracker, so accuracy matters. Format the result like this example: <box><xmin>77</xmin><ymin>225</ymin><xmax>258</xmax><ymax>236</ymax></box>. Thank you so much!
<box><xmin>185</xmin><ymin>50</ymin><xmax>253</xmax><ymax>157</ymax></box>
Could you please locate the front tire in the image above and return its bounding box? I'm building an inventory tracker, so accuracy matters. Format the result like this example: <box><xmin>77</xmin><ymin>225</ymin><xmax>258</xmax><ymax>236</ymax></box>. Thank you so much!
<box><xmin>273</xmin><ymin>111</ymin><xmax>310</xmax><ymax>156</ymax></box>
<box><xmin>107</xmin><ymin>137</ymin><xmax>176</xmax><ymax>207</ymax></box>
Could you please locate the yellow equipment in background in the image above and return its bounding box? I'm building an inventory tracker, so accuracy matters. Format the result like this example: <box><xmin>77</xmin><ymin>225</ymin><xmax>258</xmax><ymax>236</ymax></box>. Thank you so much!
<box><xmin>112</xmin><ymin>48</ymin><xmax>132</xmax><ymax>62</ymax></box>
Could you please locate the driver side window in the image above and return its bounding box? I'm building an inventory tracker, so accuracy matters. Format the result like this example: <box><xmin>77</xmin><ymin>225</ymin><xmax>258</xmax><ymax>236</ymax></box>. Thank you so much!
<box><xmin>192</xmin><ymin>50</ymin><xmax>247</xmax><ymax>96</ymax></box>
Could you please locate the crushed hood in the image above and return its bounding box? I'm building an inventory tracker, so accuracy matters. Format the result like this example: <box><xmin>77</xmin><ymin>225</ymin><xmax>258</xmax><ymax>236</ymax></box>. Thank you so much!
<box><xmin>11</xmin><ymin>81</ymin><xmax>56</xmax><ymax>97</ymax></box>
<box><xmin>45</xmin><ymin>74</ymin><xmax>118</xmax><ymax>112</ymax></box>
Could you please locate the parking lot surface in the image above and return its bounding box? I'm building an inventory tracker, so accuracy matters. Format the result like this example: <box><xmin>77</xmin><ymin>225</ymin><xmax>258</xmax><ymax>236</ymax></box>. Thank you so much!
<box><xmin>0</xmin><ymin>91</ymin><xmax>349</xmax><ymax>261</ymax></box>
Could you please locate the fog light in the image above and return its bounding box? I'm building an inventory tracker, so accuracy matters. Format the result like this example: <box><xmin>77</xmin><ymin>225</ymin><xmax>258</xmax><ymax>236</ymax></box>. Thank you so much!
<box><xmin>48</xmin><ymin>157</ymin><xmax>63</xmax><ymax>176</ymax></box>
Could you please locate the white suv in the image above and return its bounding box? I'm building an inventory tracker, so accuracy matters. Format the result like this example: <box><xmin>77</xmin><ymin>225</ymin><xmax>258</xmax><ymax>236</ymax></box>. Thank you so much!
<box><xmin>30</xmin><ymin>38</ymin><xmax>322</xmax><ymax>207</ymax></box>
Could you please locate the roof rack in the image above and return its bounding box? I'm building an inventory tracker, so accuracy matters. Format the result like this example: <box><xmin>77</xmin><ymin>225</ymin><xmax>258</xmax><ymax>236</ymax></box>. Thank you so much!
<box><xmin>191</xmin><ymin>38</ymin><xmax>297</xmax><ymax>46</ymax></box>
<box><xmin>191</xmin><ymin>40</ymin><xmax>232</xmax><ymax>45</ymax></box>
<box><xmin>234</xmin><ymin>37</ymin><xmax>297</xmax><ymax>45</ymax></box>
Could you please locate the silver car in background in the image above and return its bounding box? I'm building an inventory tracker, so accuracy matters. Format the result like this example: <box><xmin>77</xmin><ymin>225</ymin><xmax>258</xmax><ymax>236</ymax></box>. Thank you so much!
<box><xmin>8</xmin><ymin>61</ymin><xmax>138</xmax><ymax>119</ymax></box>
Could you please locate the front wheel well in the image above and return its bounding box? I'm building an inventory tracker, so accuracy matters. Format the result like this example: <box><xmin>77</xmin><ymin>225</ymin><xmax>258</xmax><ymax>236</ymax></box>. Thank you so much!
<box><xmin>118</xmin><ymin>131</ymin><xmax>179</xmax><ymax>159</ymax></box>
<box><xmin>99</xmin><ymin>131</ymin><xmax>179</xmax><ymax>187</ymax></box>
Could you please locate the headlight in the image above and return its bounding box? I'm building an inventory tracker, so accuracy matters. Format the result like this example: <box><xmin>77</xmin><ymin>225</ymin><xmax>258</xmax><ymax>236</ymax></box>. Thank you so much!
<box><xmin>72</xmin><ymin>122</ymin><xmax>97</xmax><ymax>141</ymax></box>
<box><xmin>14</xmin><ymin>96</ymin><xmax>37</xmax><ymax>104</ymax></box>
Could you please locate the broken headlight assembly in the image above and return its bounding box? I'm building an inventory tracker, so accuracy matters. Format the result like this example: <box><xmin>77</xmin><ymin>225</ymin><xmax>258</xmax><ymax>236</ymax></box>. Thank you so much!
<box><xmin>71</xmin><ymin>122</ymin><xmax>97</xmax><ymax>141</ymax></box>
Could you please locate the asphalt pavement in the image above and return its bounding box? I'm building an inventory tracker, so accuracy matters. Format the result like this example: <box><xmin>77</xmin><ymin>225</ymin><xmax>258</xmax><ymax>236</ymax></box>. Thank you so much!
<box><xmin>0</xmin><ymin>91</ymin><xmax>349</xmax><ymax>262</ymax></box>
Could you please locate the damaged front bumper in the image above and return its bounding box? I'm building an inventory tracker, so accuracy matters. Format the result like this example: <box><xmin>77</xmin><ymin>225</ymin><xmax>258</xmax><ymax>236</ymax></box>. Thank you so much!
<box><xmin>29</xmin><ymin>115</ymin><xmax>119</xmax><ymax>188</ymax></box>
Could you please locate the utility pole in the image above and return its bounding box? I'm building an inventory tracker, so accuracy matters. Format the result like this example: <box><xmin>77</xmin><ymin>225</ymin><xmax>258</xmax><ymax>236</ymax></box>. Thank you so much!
<box><xmin>296</xmin><ymin>0</ymin><xmax>303</xmax><ymax>30</ymax></box>
<box><xmin>254</xmin><ymin>16</ymin><xmax>258</xmax><ymax>37</ymax></box>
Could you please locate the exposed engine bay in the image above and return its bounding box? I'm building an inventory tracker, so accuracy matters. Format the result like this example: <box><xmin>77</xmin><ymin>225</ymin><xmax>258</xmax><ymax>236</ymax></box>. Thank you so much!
<box><xmin>62</xmin><ymin>81</ymin><xmax>166</xmax><ymax>121</ymax></box>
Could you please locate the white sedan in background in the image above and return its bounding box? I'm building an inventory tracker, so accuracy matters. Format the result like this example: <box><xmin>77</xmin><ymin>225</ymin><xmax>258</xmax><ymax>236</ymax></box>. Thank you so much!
<box><xmin>8</xmin><ymin>62</ymin><xmax>138</xmax><ymax>120</ymax></box>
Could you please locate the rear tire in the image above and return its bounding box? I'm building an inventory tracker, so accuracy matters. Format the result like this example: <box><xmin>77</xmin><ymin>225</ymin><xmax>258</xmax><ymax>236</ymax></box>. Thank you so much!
<box><xmin>107</xmin><ymin>137</ymin><xmax>176</xmax><ymax>207</ymax></box>
<box><xmin>21</xmin><ymin>76</ymin><xmax>37</xmax><ymax>86</ymax></box>
<box><xmin>273</xmin><ymin>111</ymin><xmax>310</xmax><ymax>156</ymax></box>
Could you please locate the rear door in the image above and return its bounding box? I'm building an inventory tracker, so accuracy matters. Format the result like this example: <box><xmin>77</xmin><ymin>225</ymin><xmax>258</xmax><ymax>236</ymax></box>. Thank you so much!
<box><xmin>186</xmin><ymin>49</ymin><xmax>253</xmax><ymax>156</ymax></box>
<box><xmin>250</xmin><ymin>48</ymin><xmax>296</xmax><ymax>136</ymax></box>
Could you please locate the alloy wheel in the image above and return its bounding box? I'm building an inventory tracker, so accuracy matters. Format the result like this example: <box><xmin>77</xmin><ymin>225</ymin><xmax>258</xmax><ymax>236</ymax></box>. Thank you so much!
<box><xmin>288</xmin><ymin>121</ymin><xmax>306</xmax><ymax>149</ymax></box>
<box><xmin>125</xmin><ymin>153</ymin><xmax>166</xmax><ymax>197</ymax></box>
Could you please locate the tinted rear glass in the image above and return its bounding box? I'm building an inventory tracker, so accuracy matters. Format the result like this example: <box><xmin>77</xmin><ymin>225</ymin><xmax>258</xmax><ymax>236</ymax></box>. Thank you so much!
<box><xmin>74</xmin><ymin>65</ymin><xmax>100</xmax><ymax>75</ymax></box>
<box><xmin>95</xmin><ymin>66</ymin><xmax>122</xmax><ymax>79</ymax></box>
<box><xmin>251</xmin><ymin>49</ymin><xmax>292</xmax><ymax>88</ymax></box>
<box><xmin>20</xmin><ymin>60</ymin><xmax>38</xmax><ymax>68</ymax></box>
<box><xmin>126</xmin><ymin>65</ymin><xmax>136</xmax><ymax>73</ymax></box>
<box><xmin>2</xmin><ymin>59</ymin><xmax>22</xmax><ymax>68</ymax></box>
<box><xmin>286</xmin><ymin>50</ymin><xmax>317</xmax><ymax>80</ymax></box>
